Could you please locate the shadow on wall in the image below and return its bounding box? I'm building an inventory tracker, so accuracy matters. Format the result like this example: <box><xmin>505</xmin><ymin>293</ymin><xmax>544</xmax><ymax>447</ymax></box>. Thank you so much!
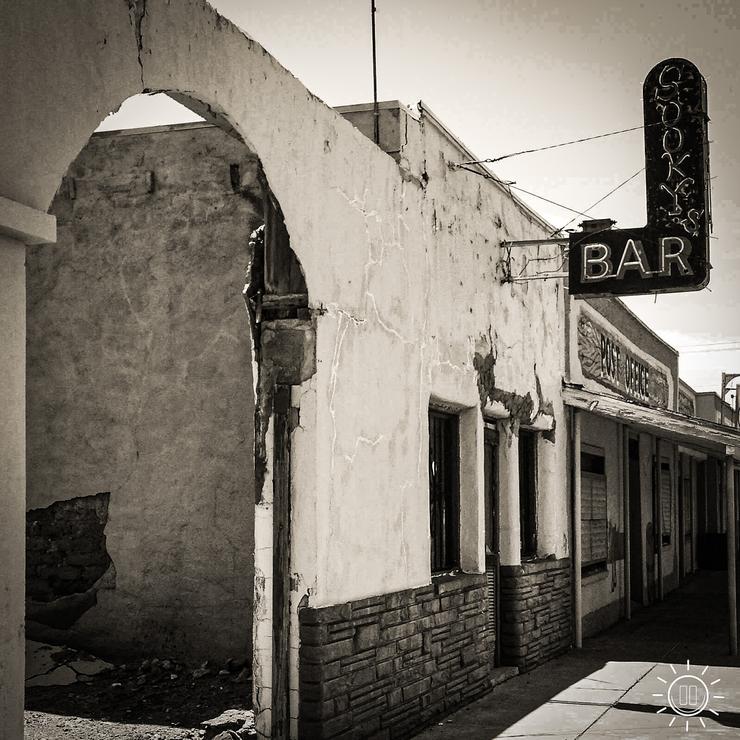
<box><xmin>25</xmin><ymin>113</ymin><xmax>263</xmax><ymax>664</ymax></box>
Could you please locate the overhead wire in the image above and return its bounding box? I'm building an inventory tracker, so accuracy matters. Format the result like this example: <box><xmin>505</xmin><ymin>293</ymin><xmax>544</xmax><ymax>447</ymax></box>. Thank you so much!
<box><xmin>453</xmin><ymin>121</ymin><xmax>658</xmax><ymax>281</ymax></box>
<box><xmin>455</xmin><ymin>164</ymin><xmax>594</xmax><ymax>219</ymax></box>
<box><xmin>455</xmin><ymin>122</ymin><xmax>660</xmax><ymax>166</ymax></box>
<box><xmin>678</xmin><ymin>341</ymin><xmax>740</xmax><ymax>354</ymax></box>
<box><xmin>680</xmin><ymin>345</ymin><xmax>740</xmax><ymax>354</ymax></box>
<box><xmin>549</xmin><ymin>167</ymin><xmax>646</xmax><ymax>237</ymax></box>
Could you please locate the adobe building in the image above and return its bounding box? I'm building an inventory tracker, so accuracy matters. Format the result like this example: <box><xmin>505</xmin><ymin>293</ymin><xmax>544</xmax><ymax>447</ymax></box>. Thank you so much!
<box><xmin>1</xmin><ymin>3</ymin><xmax>569</xmax><ymax>738</ymax></box>
<box><xmin>25</xmin><ymin>122</ymin><xmax>261</xmax><ymax>664</ymax></box>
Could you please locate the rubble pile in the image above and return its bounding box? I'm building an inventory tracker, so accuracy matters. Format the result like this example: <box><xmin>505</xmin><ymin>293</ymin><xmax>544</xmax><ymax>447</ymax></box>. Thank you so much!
<box><xmin>25</xmin><ymin>641</ymin><xmax>254</xmax><ymax>735</ymax></box>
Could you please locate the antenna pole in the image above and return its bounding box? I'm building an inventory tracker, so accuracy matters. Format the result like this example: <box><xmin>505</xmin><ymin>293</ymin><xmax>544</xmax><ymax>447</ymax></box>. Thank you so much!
<box><xmin>371</xmin><ymin>0</ymin><xmax>379</xmax><ymax>145</ymax></box>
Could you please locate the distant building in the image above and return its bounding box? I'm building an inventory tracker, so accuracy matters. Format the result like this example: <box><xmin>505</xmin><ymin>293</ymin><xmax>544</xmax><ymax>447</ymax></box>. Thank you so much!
<box><xmin>695</xmin><ymin>391</ymin><xmax>738</xmax><ymax>427</ymax></box>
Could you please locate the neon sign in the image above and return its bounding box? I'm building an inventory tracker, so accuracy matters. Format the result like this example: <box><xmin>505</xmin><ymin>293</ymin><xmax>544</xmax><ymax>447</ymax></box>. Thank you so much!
<box><xmin>569</xmin><ymin>58</ymin><xmax>710</xmax><ymax>297</ymax></box>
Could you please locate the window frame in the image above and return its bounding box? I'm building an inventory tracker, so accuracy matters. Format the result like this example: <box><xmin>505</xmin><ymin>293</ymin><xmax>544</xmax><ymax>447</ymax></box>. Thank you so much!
<box><xmin>518</xmin><ymin>428</ymin><xmax>538</xmax><ymax>559</ymax></box>
<box><xmin>580</xmin><ymin>445</ymin><xmax>608</xmax><ymax>575</ymax></box>
<box><xmin>428</xmin><ymin>408</ymin><xmax>460</xmax><ymax>574</ymax></box>
<box><xmin>660</xmin><ymin>459</ymin><xmax>672</xmax><ymax>546</ymax></box>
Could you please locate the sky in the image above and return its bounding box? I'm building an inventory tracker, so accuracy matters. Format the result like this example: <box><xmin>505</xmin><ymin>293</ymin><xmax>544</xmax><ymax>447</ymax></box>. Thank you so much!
<box><xmin>97</xmin><ymin>0</ymin><xmax>740</xmax><ymax>395</ymax></box>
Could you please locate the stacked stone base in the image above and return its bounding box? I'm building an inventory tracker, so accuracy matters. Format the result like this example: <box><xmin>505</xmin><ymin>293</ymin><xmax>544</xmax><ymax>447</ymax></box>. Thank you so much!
<box><xmin>298</xmin><ymin>574</ymin><xmax>491</xmax><ymax>739</ymax></box>
<box><xmin>500</xmin><ymin>558</ymin><xmax>572</xmax><ymax>671</ymax></box>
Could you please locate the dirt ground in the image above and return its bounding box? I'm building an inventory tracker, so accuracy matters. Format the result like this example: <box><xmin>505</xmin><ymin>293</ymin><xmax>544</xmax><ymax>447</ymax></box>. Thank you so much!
<box><xmin>25</xmin><ymin>656</ymin><xmax>254</xmax><ymax>740</ymax></box>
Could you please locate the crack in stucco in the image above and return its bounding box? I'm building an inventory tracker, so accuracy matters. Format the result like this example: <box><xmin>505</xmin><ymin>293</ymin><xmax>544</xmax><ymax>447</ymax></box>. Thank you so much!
<box><xmin>332</xmin><ymin>184</ymin><xmax>415</xmax><ymax>343</ymax></box>
<box><xmin>326</xmin><ymin>310</ymin><xmax>358</xmax><ymax>476</ymax></box>
<box><xmin>127</xmin><ymin>0</ymin><xmax>147</xmax><ymax>88</ymax></box>
<box><xmin>342</xmin><ymin>434</ymin><xmax>384</xmax><ymax>465</ymax></box>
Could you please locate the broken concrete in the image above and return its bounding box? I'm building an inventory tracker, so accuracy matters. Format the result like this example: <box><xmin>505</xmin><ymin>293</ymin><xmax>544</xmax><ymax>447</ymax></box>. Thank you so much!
<box><xmin>25</xmin><ymin>641</ymin><xmax>113</xmax><ymax>688</ymax></box>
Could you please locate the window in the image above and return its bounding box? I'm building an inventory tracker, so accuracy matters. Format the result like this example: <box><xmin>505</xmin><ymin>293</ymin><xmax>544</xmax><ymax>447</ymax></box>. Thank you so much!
<box><xmin>429</xmin><ymin>410</ymin><xmax>459</xmax><ymax>573</ymax></box>
<box><xmin>581</xmin><ymin>449</ymin><xmax>607</xmax><ymax>573</ymax></box>
<box><xmin>519</xmin><ymin>429</ymin><xmax>538</xmax><ymax>558</ymax></box>
<box><xmin>483</xmin><ymin>425</ymin><xmax>499</xmax><ymax>558</ymax></box>
<box><xmin>660</xmin><ymin>461</ymin><xmax>672</xmax><ymax>545</ymax></box>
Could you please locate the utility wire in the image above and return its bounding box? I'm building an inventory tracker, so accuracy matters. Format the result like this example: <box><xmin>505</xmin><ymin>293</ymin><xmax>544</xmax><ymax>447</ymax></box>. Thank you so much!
<box><xmin>678</xmin><ymin>340</ymin><xmax>740</xmax><ymax>352</ymax></box>
<box><xmin>680</xmin><ymin>345</ymin><xmax>740</xmax><ymax>354</ymax></box>
<box><xmin>456</xmin><ymin>164</ymin><xmax>594</xmax><ymax>219</ymax></box>
<box><xmin>549</xmin><ymin>167</ymin><xmax>645</xmax><ymax>237</ymax></box>
<box><xmin>456</xmin><ymin>122</ymin><xmax>660</xmax><ymax>167</ymax></box>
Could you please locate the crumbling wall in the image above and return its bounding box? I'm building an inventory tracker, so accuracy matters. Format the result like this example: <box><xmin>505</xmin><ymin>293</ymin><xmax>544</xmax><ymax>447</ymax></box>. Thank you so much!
<box><xmin>26</xmin><ymin>123</ymin><xmax>260</xmax><ymax>663</ymax></box>
<box><xmin>26</xmin><ymin>493</ymin><xmax>113</xmax><ymax>630</ymax></box>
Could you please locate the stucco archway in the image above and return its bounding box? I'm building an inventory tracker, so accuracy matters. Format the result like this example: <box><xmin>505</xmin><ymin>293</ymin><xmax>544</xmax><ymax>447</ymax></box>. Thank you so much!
<box><xmin>27</xmin><ymin>90</ymin><xmax>315</xmax><ymax>740</ymax></box>
<box><xmin>2</xmin><ymin>2</ymin><xmax>332</xmax><ymax>736</ymax></box>
<box><xmin>3</xmin><ymin>2</ymin><xmax>422</xmax><ymax>738</ymax></box>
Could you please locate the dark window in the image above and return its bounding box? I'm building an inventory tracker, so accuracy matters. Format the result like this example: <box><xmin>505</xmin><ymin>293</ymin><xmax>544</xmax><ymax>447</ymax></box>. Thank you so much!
<box><xmin>581</xmin><ymin>449</ymin><xmax>607</xmax><ymax>572</ymax></box>
<box><xmin>660</xmin><ymin>461</ymin><xmax>672</xmax><ymax>545</ymax></box>
<box><xmin>484</xmin><ymin>426</ymin><xmax>499</xmax><ymax>557</ymax></box>
<box><xmin>483</xmin><ymin>425</ymin><xmax>500</xmax><ymax>667</ymax></box>
<box><xmin>429</xmin><ymin>410</ymin><xmax>460</xmax><ymax>573</ymax></box>
<box><xmin>519</xmin><ymin>429</ymin><xmax>537</xmax><ymax>558</ymax></box>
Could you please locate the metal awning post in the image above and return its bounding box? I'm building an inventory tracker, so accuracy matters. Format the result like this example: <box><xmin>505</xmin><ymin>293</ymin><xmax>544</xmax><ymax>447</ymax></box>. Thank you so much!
<box><xmin>623</xmin><ymin>424</ymin><xmax>631</xmax><ymax>620</ymax></box>
<box><xmin>727</xmin><ymin>454</ymin><xmax>737</xmax><ymax>656</ymax></box>
<box><xmin>573</xmin><ymin>409</ymin><xmax>583</xmax><ymax>648</ymax></box>
<box><xmin>656</xmin><ymin>437</ymin><xmax>664</xmax><ymax>602</ymax></box>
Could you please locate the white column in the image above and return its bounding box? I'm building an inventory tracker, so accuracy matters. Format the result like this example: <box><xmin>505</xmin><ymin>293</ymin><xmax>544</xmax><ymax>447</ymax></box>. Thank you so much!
<box><xmin>573</xmin><ymin>410</ymin><xmax>582</xmax><ymax>648</ymax></box>
<box><xmin>497</xmin><ymin>420</ymin><xmax>520</xmax><ymax>566</ymax></box>
<box><xmin>0</xmin><ymin>198</ymin><xmax>55</xmax><ymax>740</ymax></box>
<box><xmin>459</xmin><ymin>407</ymin><xmax>485</xmax><ymax>573</ymax></box>
<box><xmin>622</xmin><ymin>425</ymin><xmax>631</xmax><ymax>620</ymax></box>
<box><xmin>727</xmin><ymin>455</ymin><xmax>737</xmax><ymax>656</ymax></box>
<box><xmin>0</xmin><ymin>237</ymin><xmax>27</xmax><ymax>740</ymax></box>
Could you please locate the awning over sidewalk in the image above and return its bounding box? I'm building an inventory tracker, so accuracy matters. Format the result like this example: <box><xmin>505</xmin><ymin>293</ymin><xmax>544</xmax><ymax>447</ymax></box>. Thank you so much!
<box><xmin>563</xmin><ymin>383</ymin><xmax>740</xmax><ymax>462</ymax></box>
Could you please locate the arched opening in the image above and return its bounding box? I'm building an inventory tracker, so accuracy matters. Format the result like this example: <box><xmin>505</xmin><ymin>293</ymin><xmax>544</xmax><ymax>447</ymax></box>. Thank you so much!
<box><xmin>23</xmin><ymin>92</ymin><xmax>312</xmax><ymax>737</ymax></box>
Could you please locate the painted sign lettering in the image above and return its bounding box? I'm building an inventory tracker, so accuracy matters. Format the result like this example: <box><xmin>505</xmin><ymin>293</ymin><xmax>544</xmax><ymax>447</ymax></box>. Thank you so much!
<box><xmin>578</xmin><ymin>316</ymin><xmax>669</xmax><ymax>407</ymax></box>
<box><xmin>569</xmin><ymin>58</ymin><xmax>710</xmax><ymax>297</ymax></box>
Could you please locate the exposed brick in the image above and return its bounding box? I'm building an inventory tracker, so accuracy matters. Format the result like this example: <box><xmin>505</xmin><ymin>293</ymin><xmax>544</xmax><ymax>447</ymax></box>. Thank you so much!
<box><xmin>379</xmin><ymin>608</ymin><xmax>406</xmax><ymax>628</ymax></box>
<box><xmin>376</xmin><ymin>643</ymin><xmax>396</xmax><ymax>660</ymax></box>
<box><xmin>396</xmin><ymin>634</ymin><xmax>422</xmax><ymax>653</ymax></box>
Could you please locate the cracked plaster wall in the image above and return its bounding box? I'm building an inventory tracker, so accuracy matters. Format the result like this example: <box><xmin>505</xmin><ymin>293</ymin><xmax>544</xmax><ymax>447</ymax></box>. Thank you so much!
<box><xmin>26</xmin><ymin>124</ymin><xmax>259</xmax><ymax>663</ymax></box>
<box><xmin>5</xmin><ymin>0</ymin><xmax>571</xmax><ymax>606</ymax></box>
<box><xmin>5</xmin><ymin>3</ymin><xmax>572</xmax><ymax>732</ymax></box>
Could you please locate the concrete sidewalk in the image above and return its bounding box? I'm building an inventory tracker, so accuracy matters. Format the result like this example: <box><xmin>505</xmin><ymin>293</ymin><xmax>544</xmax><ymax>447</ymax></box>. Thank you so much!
<box><xmin>415</xmin><ymin>572</ymin><xmax>740</xmax><ymax>739</ymax></box>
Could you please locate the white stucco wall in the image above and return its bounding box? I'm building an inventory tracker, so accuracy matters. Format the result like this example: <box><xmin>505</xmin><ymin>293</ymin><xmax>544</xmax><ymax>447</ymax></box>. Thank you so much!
<box><xmin>2</xmin><ymin>3</ymin><xmax>570</xmax><ymax>736</ymax></box>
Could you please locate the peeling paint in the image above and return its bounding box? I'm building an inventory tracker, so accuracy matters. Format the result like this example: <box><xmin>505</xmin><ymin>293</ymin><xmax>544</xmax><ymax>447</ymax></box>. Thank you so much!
<box><xmin>473</xmin><ymin>345</ymin><xmax>536</xmax><ymax>422</ymax></box>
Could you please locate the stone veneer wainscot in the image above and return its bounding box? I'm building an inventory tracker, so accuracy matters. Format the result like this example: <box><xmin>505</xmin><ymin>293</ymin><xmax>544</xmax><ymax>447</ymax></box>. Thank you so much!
<box><xmin>298</xmin><ymin>573</ymin><xmax>491</xmax><ymax>739</ymax></box>
<box><xmin>500</xmin><ymin>557</ymin><xmax>572</xmax><ymax>671</ymax></box>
